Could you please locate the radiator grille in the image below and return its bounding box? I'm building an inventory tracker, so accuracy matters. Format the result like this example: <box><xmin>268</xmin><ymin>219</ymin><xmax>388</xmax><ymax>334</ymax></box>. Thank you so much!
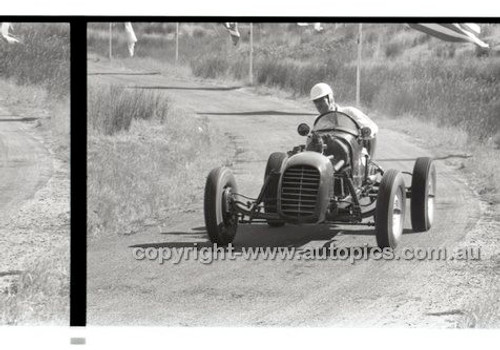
<box><xmin>280</xmin><ymin>165</ymin><xmax>320</xmax><ymax>220</ymax></box>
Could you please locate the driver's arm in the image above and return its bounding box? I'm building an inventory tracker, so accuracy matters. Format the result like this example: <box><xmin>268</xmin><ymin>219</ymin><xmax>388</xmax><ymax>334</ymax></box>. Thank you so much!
<box><xmin>342</xmin><ymin>107</ymin><xmax>379</xmax><ymax>138</ymax></box>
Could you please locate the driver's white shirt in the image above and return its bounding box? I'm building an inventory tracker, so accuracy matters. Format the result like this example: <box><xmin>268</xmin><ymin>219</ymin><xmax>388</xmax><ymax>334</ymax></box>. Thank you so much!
<box><xmin>333</xmin><ymin>104</ymin><xmax>379</xmax><ymax>138</ymax></box>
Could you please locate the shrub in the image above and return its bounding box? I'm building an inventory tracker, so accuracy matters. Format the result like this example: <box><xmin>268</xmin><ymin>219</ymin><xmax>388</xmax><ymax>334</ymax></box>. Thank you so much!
<box><xmin>193</xmin><ymin>28</ymin><xmax>206</xmax><ymax>38</ymax></box>
<box><xmin>190</xmin><ymin>54</ymin><xmax>229</xmax><ymax>79</ymax></box>
<box><xmin>385</xmin><ymin>42</ymin><xmax>403</xmax><ymax>58</ymax></box>
<box><xmin>87</xmin><ymin>84</ymin><xmax>169</xmax><ymax>135</ymax></box>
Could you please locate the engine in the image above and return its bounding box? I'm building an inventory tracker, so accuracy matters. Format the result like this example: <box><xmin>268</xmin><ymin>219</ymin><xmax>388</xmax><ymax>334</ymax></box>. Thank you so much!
<box><xmin>306</xmin><ymin>132</ymin><xmax>351</xmax><ymax>167</ymax></box>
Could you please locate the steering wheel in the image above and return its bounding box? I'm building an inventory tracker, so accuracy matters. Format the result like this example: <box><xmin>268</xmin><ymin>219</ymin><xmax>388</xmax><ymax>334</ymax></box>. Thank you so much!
<box><xmin>313</xmin><ymin>111</ymin><xmax>363</xmax><ymax>137</ymax></box>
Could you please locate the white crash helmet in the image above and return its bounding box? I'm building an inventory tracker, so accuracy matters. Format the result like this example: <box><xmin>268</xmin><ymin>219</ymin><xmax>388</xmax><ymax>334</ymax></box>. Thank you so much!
<box><xmin>310</xmin><ymin>83</ymin><xmax>333</xmax><ymax>101</ymax></box>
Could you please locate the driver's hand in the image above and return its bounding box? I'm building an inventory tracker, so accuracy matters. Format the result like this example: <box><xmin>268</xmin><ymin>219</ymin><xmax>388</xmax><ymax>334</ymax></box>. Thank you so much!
<box><xmin>360</xmin><ymin>126</ymin><xmax>373</xmax><ymax>138</ymax></box>
<box><xmin>306</xmin><ymin>132</ymin><xmax>324</xmax><ymax>153</ymax></box>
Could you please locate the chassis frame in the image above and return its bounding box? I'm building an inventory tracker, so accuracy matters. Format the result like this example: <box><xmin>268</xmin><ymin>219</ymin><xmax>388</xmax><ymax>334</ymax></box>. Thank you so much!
<box><xmin>204</xmin><ymin>112</ymin><xmax>436</xmax><ymax>248</ymax></box>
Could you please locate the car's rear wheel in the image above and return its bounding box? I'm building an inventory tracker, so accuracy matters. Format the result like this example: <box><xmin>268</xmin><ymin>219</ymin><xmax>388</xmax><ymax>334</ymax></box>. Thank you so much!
<box><xmin>375</xmin><ymin>169</ymin><xmax>406</xmax><ymax>248</ymax></box>
<box><xmin>204</xmin><ymin>167</ymin><xmax>238</xmax><ymax>245</ymax></box>
<box><xmin>263</xmin><ymin>152</ymin><xmax>287</xmax><ymax>227</ymax></box>
<box><xmin>411</xmin><ymin>157</ymin><xmax>436</xmax><ymax>232</ymax></box>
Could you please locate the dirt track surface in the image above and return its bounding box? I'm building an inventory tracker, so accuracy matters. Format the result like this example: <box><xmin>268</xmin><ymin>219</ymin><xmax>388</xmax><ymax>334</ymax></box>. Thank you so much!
<box><xmin>0</xmin><ymin>101</ymin><xmax>53</xmax><ymax>289</ymax></box>
<box><xmin>88</xmin><ymin>62</ymin><xmax>488</xmax><ymax>327</ymax></box>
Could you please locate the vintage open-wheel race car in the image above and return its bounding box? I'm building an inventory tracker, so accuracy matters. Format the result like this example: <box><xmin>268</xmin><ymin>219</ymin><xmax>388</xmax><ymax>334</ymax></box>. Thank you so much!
<box><xmin>204</xmin><ymin>111</ymin><xmax>436</xmax><ymax>249</ymax></box>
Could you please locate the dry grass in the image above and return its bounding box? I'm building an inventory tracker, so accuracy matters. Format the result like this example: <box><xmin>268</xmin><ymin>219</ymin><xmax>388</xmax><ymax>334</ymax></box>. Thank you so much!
<box><xmin>368</xmin><ymin>57</ymin><xmax>500</xmax><ymax>139</ymax></box>
<box><xmin>87</xmin><ymin>81</ymin><xmax>230</xmax><ymax>237</ymax></box>
<box><xmin>1</xmin><ymin>247</ymin><xmax>69</xmax><ymax>325</ymax></box>
<box><xmin>461</xmin><ymin>255</ymin><xmax>500</xmax><ymax>328</ymax></box>
<box><xmin>88</xmin><ymin>83</ymin><xmax>170</xmax><ymax>135</ymax></box>
<box><xmin>0</xmin><ymin>23</ymin><xmax>70</xmax><ymax>98</ymax></box>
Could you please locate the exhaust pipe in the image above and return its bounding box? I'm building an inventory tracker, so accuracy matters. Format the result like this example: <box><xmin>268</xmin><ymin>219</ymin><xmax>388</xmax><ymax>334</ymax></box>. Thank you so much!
<box><xmin>333</xmin><ymin>159</ymin><xmax>345</xmax><ymax>172</ymax></box>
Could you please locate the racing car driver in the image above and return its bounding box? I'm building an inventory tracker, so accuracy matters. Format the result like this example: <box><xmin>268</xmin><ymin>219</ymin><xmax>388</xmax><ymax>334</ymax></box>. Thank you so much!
<box><xmin>310</xmin><ymin>82</ymin><xmax>379</xmax><ymax>157</ymax></box>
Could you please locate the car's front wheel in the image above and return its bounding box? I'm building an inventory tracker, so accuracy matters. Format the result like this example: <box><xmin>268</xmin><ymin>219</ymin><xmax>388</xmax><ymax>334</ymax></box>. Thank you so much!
<box><xmin>204</xmin><ymin>167</ymin><xmax>238</xmax><ymax>245</ymax></box>
<box><xmin>375</xmin><ymin>169</ymin><xmax>406</xmax><ymax>248</ymax></box>
<box><xmin>411</xmin><ymin>157</ymin><xmax>436</xmax><ymax>232</ymax></box>
<box><xmin>263</xmin><ymin>152</ymin><xmax>287</xmax><ymax>227</ymax></box>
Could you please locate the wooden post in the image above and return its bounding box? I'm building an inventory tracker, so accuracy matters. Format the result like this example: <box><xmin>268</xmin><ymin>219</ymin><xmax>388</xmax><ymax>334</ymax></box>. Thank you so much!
<box><xmin>356</xmin><ymin>23</ymin><xmax>362</xmax><ymax>107</ymax></box>
<box><xmin>249</xmin><ymin>23</ymin><xmax>254</xmax><ymax>85</ymax></box>
<box><xmin>175</xmin><ymin>22</ymin><xmax>179</xmax><ymax>64</ymax></box>
<box><xmin>108</xmin><ymin>23</ymin><xmax>113</xmax><ymax>60</ymax></box>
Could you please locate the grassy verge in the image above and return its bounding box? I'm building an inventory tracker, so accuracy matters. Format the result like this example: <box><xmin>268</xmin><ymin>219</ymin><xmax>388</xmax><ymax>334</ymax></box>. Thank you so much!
<box><xmin>0</xmin><ymin>23</ymin><xmax>69</xmax><ymax>325</ymax></box>
<box><xmin>87</xmin><ymin>81</ymin><xmax>230</xmax><ymax>238</ymax></box>
<box><xmin>377</xmin><ymin>113</ymin><xmax>499</xmax><ymax>204</ymax></box>
<box><xmin>1</xmin><ymin>247</ymin><xmax>69</xmax><ymax>325</ymax></box>
<box><xmin>375</xmin><ymin>113</ymin><xmax>500</xmax><ymax>328</ymax></box>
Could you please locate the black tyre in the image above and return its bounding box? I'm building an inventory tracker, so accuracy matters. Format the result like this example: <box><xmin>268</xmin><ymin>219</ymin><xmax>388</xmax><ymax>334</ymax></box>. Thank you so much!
<box><xmin>204</xmin><ymin>167</ymin><xmax>238</xmax><ymax>245</ymax></box>
<box><xmin>411</xmin><ymin>157</ymin><xmax>436</xmax><ymax>232</ymax></box>
<box><xmin>262</xmin><ymin>152</ymin><xmax>287</xmax><ymax>227</ymax></box>
<box><xmin>375</xmin><ymin>169</ymin><xmax>406</xmax><ymax>248</ymax></box>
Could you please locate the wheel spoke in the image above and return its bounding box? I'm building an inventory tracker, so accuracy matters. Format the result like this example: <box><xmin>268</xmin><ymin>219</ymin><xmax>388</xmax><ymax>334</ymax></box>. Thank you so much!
<box><xmin>427</xmin><ymin>174</ymin><xmax>435</xmax><ymax>225</ymax></box>
<box><xmin>392</xmin><ymin>192</ymin><xmax>403</xmax><ymax>240</ymax></box>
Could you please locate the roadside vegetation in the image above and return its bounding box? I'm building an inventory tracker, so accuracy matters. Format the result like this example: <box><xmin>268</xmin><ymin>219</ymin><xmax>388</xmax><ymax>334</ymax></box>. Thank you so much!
<box><xmin>87</xmin><ymin>81</ymin><xmax>230</xmax><ymax>237</ymax></box>
<box><xmin>0</xmin><ymin>247</ymin><xmax>69</xmax><ymax>325</ymax></box>
<box><xmin>0</xmin><ymin>23</ymin><xmax>69</xmax><ymax>325</ymax></box>
<box><xmin>1</xmin><ymin>22</ymin><xmax>70</xmax><ymax>156</ymax></box>
<box><xmin>0</xmin><ymin>23</ymin><xmax>70</xmax><ymax>97</ymax></box>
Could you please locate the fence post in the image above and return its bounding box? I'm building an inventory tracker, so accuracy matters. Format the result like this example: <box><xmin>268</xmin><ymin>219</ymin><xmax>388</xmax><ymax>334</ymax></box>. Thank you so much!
<box><xmin>108</xmin><ymin>23</ymin><xmax>113</xmax><ymax>60</ymax></box>
<box><xmin>356</xmin><ymin>23</ymin><xmax>363</xmax><ymax>107</ymax></box>
<box><xmin>249</xmin><ymin>23</ymin><xmax>254</xmax><ymax>85</ymax></box>
<box><xmin>175</xmin><ymin>22</ymin><xmax>179</xmax><ymax>64</ymax></box>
